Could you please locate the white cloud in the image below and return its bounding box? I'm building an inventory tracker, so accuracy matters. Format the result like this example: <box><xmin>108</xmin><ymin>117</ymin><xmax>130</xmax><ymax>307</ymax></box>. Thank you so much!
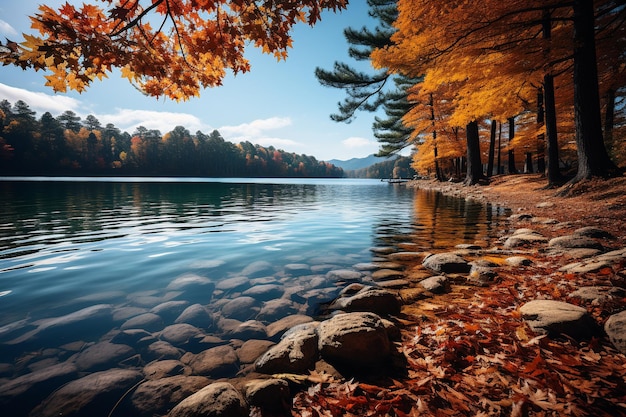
<box><xmin>0</xmin><ymin>19</ymin><xmax>18</xmax><ymax>37</ymax></box>
<box><xmin>97</xmin><ymin>109</ymin><xmax>210</xmax><ymax>134</ymax></box>
<box><xmin>342</xmin><ymin>136</ymin><xmax>377</xmax><ymax>149</ymax></box>
<box><xmin>218</xmin><ymin>117</ymin><xmax>292</xmax><ymax>137</ymax></box>
<box><xmin>0</xmin><ymin>83</ymin><xmax>82</xmax><ymax>114</ymax></box>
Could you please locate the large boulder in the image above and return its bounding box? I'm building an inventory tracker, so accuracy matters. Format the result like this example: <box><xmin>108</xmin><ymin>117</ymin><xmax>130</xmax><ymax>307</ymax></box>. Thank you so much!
<box><xmin>255</xmin><ymin>325</ymin><xmax>319</xmax><ymax>374</ymax></box>
<box><xmin>244</xmin><ymin>379</ymin><xmax>291</xmax><ymax>414</ymax></box>
<box><xmin>167</xmin><ymin>382</ymin><xmax>247</xmax><ymax>417</ymax></box>
<box><xmin>317</xmin><ymin>312</ymin><xmax>391</xmax><ymax>369</ymax></box>
<box><xmin>519</xmin><ymin>300</ymin><xmax>599</xmax><ymax>340</ymax></box>
<box><xmin>30</xmin><ymin>369</ymin><xmax>143</xmax><ymax>417</ymax></box>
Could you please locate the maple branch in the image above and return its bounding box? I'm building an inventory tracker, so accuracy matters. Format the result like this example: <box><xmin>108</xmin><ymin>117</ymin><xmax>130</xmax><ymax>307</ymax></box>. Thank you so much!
<box><xmin>109</xmin><ymin>0</ymin><xmax>141</xmax><ymax>36</ymax></box>
<box><xmin>110</xmin><ymin>0</ymin><xmax>165</xmax><ymax>38</ymax></box>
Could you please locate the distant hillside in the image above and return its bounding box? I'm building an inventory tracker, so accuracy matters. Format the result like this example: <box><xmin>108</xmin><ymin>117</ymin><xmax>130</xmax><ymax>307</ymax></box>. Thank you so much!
<box><xmin>327</xmin><ymin>154</ymin><xmax>388</xmax><ymax>171</ymax></box>
<box><xmin>345</xmin><ymin>156</ymin><xmax>416</xmax><ymax>179</ymax></box>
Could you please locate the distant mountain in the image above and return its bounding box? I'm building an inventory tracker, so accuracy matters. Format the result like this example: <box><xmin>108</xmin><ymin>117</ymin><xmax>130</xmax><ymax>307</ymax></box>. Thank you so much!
<box><xmin>326</xmin><ymin>154</ymin><xmax>390</xmax><ymax>171</ymax></box>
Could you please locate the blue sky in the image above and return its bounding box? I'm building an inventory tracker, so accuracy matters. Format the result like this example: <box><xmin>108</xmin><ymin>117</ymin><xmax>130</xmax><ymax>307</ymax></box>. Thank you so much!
<box><xmin>0</xmin><ymin>1</ymin><xmax>386</xmax><ymax>161</ymax></box>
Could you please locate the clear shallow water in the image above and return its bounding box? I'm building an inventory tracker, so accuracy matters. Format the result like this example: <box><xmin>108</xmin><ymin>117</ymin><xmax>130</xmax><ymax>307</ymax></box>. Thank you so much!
<box><xmin>0</xmin><ymin>177</ymin><xmax>507</xmax><ymax>328</ymax></box>
<box><xmin>0</xmin><ymin>177</ymin><xmax>511</xmax><ymax>416</ymax></box>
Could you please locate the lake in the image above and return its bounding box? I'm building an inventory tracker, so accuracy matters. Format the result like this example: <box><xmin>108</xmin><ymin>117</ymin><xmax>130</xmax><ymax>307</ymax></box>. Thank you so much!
<box><xmin>0</xmin><ymin>177</ymin><xmax>508</xmax><ymax>415</ymax></box>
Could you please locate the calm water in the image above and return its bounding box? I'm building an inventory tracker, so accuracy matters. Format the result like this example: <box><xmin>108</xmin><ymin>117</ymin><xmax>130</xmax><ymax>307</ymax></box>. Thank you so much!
<box><xmin>0</xmin><ymin>177</ymin><xmax>506</xmax><ymax>333</ymax></box>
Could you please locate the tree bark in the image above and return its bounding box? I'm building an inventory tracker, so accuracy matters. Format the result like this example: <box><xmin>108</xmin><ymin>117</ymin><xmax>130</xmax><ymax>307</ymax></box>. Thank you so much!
<box><xmin>544</xmin><ymin>73</ymin><xmax>562</xmax><ymax>185</ymax></box>
<box><xmin>487</xmin><ymin>120</ymin><xmax>496</xmax><ymax>177</ymax></box>
<box><xmin>507</xmin><ymin>117</ymin><xmax>518</xmax><ymax>174</ymax></box>
<box><xmin>570</xmin><ymin>0</ymin><xmax>619</xmax><ymax>182</ymax></box>
<box><xmin>604</xmin><ymin>88</ymin><xmax>615</xmax><ymax>154</ymax></box>
<box><xmin>536</xmin><ymin>88</ymin><xmax>546</xmax><ymax>174</ymax></box>
<box><xmin>464</xmin><ymin>121</ymin><xmax>484</xmax><ymax>185</ymax></box>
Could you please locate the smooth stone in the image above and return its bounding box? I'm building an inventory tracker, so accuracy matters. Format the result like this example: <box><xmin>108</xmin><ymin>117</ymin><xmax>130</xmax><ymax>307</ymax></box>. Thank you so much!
<box><xmin>244</xmin><ymin>379</ymin><xmax>290</xmax><ymax>413</ymax></box>
<box><xmin>266</xmin><ymin>314</ymin><xmax>315</xmax><ymax>340</ymax></box>
<box><xmin>352</xmin><ymin>262</ymin><xmax>380</xmax><ymax>271</ymax></box>
<box><xmin>174</xmin><ymin>304</ymin><xmax>214</xmax><ymax>329</ymax></box>
<box><xmin>72</xmin><ymin>341</ymin><xmax>135</xmax><ymax>372</ymax></box>
<box><xmin>229</xmin><ymin>320</ymin><xmax>268</xmax><ymax>340</ymax></box>
<box><xmin>605</xmin><ymin>311</ymin><xmax>626</xmax><ymax>354</ymax></box>
<box><xmin>221</xmin><ymin>297</ymin><xmax>262</xmax><ymax>321</ymax></box>
<box><xmin>371</xmin><ymin>269</ymin><xmax>404</xmax><ymax>281</ymax></box>
<box><xmin>256</xmin><ymin>299</ymin><xmax>301</xmax><ymax>322</ymax></box>
<box><xmin>422</xmin><ymin>253</ymin><xmax>471</xmax><ymax>273</ymax></box>
<box><xmin>317</xmin><ymin>312</ymin><xmax>391</xmax><ymax>369</ymax></box>
<box><xmin>144</xmin><ymin>341</ymin><xmax>183</xmax><ymax>361</ymax></box>
<box><xmin>574</xmin><ymin>226</ymin><xmax>615</xmax><ymax>239</ymax></box>
<box><xmin>569</xmin><ymin>286</ymin><xmax>625</xmax><ymax>304</ymax></box>
<box><xmin>372</xmin><ymin>261</ymin><xmax>405</xmax><ymax>270</ymax></box>
<box><xmin>189</xmin><ymin>345</ymin><xmax>239</xmax><ymax>377</ymax></box>
<box><xmin>215</xmin><ymin>276</ymin><xmax>251</xmax><ymax>292</ymax></box>
<box><xmin>503</xmin><ymin>234</ymin><xmax>548</xmax><ymax>248</ymax></box>
<box><xmin>468</xmin><ymin>265</ymin><xmax>498</xmax><ymax>286</ymax></box>
<box><xmin>8</xmin><ymin>304</ymin><xmax>114</xmax><ymax>345</ymax></box>
<box><xmin>326</xmin><ymin>269</ymin><xmax>363</xmax><ymax>282</ymax></box>
<box><xmin>284</xmin><ymin>264</ymin><xmax>311</xmax><ymax>274</ymax></box>
<box><xmin>166</xmin><ymin>273</ymin><xmax>214</xmax><ymax>291</ymax></box>
<box><xmin>131</xmin><ymin>375</ymin><xmax>210</xmax><ymax>417</ymax></box>
<box><xmin>255</xmin><ymin>326</ymin><xmax>319</xmax><ymax>374</ymax></box>
<box><xmin>159</xmin><ymin>324</ymin><xmax>204</xmax><ymax>347</ymax></box>
<box><xmin>387</xmin><ymin>252</ymin><xmax>424</xmax><ymax>262</ymax></box>
<box><xmin>562</xmin><ymin>248</ymin><xmax>603</xmax><ymax>259</ymax></box>
<box><xmin>241</xmin><ymin>284</ymin><xmax>284</xmax><ymax>301</ymax></box>
<box><xmin>167</xmin><ymin>382</ymin><xmax>247</xmax><ymax>417</ymax></box>
<box><xmin>121</xmin><ymin>312</ymin><xmax>164</xmax><ymax>332</ymax></box>
<box><xmin>30</xmin><ymin>369</ymin><xmax>143</xmax><ymax>417</ymax></box>
<box><xmin>376</xmin><ymin>279</ymin><xmax>410</xmax><ymax>289</ymax></box>
<box><xmin>370</xmin><ymin>247</ymin><xmax>396</xmax><ymax>255</ymax></box>
<box><xmin>111</xmin><ymin>329</ymin><xmax>154</xmax><ymax>346</ymax></box>
<box><xmin>455</xmin><ymin>244</ymin><xmax>483</xmax><ymax>250</ymax></box>
<box><xmin>505</xmin><ymin>256</ymin><xmax>533</xmax><ymax>267</ymax></box>
<box><xmin>144</xmin><ymin>360</ymin><xmax>189</xmax><ymax>379</ymax></box>
<box><xmin>242</xmin><ymin>261</ymin><xmax>274</xmax><ymax>277</ymax></box>
<box><xmin>548</xmin><ymin>235</ymin><xmax>603</xmax><ymax>250</ymax></box>
<box><xmin>419</xmin><ymin>275</ymin><xmax>449</xmax><ymax>293</ymax></box>
<box><xmin>216</xmin><ymin>317</ymin><xmax>243</xmax><ymax>334</ymax></box>
<box><xmin>237</xmin><ymin>340</ymin><xmax>276</xmax><ymax>364</ymax></box>
<box><xmin>512</xmin><ymin>228</ymin><xmax>540</xmax><ymax>236</ymax></box>
<box><xmin>0</xmin><ymin>362</ymin><xmax>78</xmax><ymax>416</ymax></box>
<box><xmin>112</xmin><ymin>306</ymin><xmax>149</xmax><ymax>322</ymax></box>
<box><xmin>329</xmin><ymin>288</ymin><xmax>401</xmax><ymax>315</ymax></box>
<box><xmin>559</xmin><ymin>259</ymin><xmax>613</xmax><ymax>273</ymax></box>
<box><xmin>519</xmin><ymin>300</ymin><xmax>598</xmax><ymax>340</ymax></box>
<box><xmin>150</xmin><ymin>301</ymin><xmax>190</xmax><ymax>323</ymax></box>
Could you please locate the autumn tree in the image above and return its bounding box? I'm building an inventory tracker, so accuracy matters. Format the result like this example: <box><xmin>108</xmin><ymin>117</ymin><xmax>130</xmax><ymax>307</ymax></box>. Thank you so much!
<box><xmin>372</xmin><ymin>0</ymin><xmax>625</xmax><ymax>186</ymax></box>
<box><xmin>1</xmin><ymin>0</ymin><xmax>347</xmax><ymax>100</ymax></box>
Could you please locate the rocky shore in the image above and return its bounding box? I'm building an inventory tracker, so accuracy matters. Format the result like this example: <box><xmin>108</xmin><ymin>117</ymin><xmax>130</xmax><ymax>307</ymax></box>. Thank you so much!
<box><xmin>1</xmin><ymin>175</ymin><xmax>625</xmax><ymax>416</ymax></box>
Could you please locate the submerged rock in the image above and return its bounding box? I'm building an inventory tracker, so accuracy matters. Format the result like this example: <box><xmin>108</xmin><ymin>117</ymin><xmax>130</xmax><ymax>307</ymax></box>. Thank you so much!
<box><xmin>167</xmin><ymin>382</ymin><xmax>247</xmax><ymax>417</ymax></box>
<box><xmin>604</xmin><ymin>311</ymin><xmax>626</xmax><ymax>355</ymax></box>
<box><xmin>255</xmin><ymin>325</ymin><xmax>318</xmax><ymax>374</ymax></box>
<box><xmin>30</xmin><ymin>368</ymin><xmax>143</xmax><ymax>417</ymax></box>
<box><xmin>131</xmin><ymin>375</ymin><xmax>210</xmax><ymax>417</ymax></box>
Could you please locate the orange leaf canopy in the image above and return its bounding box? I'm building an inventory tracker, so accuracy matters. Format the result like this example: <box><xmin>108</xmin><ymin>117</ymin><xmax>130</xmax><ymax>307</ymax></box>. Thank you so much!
<box><xmin>2</xmin><ymin>0</ymin><xmax>348</xmax><ymax>100</ymax></box>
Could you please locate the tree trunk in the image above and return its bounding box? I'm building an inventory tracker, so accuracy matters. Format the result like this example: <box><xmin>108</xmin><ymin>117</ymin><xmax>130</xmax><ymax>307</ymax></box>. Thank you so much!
<box><xmin>604</xmin><ymin>88</ymin><xmax>615</xmax><ymax>154</ymax></box>
<box><xmin>536</xmin><ymin>88</ymin><xmax>546</xmax><ymax>175</ymax></box>
<box><xmin>464</xmin><ymin>121</ymin><xmax>484</xmax><ymax>185</ymax></box>
<box><xmin>507</xmin><ymin>117</ymin><xmax>518</xmax><ymax>174</ymax></box>
<box><xmin>570</xmin><ymin>0</ymin><xmax>619</xmax><ymax>182</ymax></box>
<box><xmin>544</xmin><ymin>73</ymin><xmax>562</xmax><ymax>185</ymax></box>
<box><xmin>497</xmin><ymin>122</ymin><xmax>502</xmax><ymax>174</ymax></box>
<box><xmin>487</xmin><ymin>120</ymin><xmax>496</xmax><ymax>177</ymax></box>
<box><xmin>524</xmin><ymin>152</ymin><xmax>534</xmax><ymax>173</ymax></box>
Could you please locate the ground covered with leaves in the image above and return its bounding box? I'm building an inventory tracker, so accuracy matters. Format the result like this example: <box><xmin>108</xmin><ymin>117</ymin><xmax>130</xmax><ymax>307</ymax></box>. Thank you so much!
<box><xmin>290</xmin><ymin>174</ymin><xmax>626</xmax><ymax>417</ymax></box>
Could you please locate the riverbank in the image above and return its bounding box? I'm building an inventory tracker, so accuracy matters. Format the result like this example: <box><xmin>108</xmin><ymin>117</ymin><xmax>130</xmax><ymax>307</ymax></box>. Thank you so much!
<box><xmin>290</xmin><ymin>174</ymin><xmax>626</xmax><ymax>416</ymax></box>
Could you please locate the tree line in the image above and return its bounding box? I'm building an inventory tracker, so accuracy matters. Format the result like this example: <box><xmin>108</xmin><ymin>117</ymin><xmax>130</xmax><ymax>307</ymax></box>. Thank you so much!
<box><xmin>0</xmin><ymin>99</ymin><xmax>344</xmax><ymax>178</ymax></box>
<box><xmin>345</xmin><ymin>156</ymin><xmax>416</xmax><ymax>179</ymax></box>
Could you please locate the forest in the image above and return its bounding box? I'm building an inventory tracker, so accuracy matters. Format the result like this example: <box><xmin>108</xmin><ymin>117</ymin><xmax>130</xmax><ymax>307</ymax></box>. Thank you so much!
<box><xmin>0</xmin><ymin>99</ymin><xmax>344</xmax><ymax>178</ymax></box>
<box><xmin>316</xmin><ymin>0</ymin><xmax>626</xmax><ymax>188</ymax></box>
